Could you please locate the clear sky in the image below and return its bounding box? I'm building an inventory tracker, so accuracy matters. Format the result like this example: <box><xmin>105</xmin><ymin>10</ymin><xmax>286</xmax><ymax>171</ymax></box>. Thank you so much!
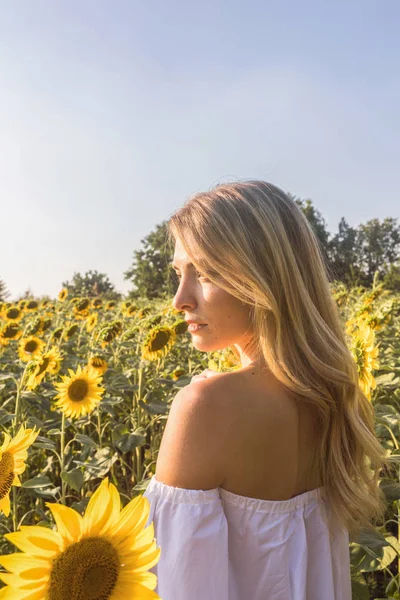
<box><xmin>1</xmin><ymin>0</ymin><xmax>399</xmax><ymax>301</ymax></box>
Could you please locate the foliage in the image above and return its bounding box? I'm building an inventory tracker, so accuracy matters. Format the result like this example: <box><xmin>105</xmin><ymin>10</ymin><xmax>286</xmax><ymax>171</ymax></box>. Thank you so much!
<box><xmin>0</xmin><ymin>279</ymin><xmax>10</xmax><ymax>303</ymax></box>
<box><xmin>0</xmin><ymin>279</ymin><xmax>399</xmax><ymax>599</ymax></box>
<box><xmin>124</xmin><ymin>221</ymin><xmax>176</xmax><ymax>300</ymax></box>
<box><xmin>123</xmin><ymin>196</ymin><xmax>400</xmax><ymax>300</ymax></box>
<box><xmin>62</xmin><ymin>270</ymin><xmax>121</xmax><ymax>300</ymax></box>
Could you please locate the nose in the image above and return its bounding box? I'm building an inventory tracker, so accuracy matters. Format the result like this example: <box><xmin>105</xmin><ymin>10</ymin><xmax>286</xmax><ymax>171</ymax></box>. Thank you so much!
<box><xmin>172</xmin><ymin>279</ymin><xmax>197</xmax><ymax>312</ymax></box>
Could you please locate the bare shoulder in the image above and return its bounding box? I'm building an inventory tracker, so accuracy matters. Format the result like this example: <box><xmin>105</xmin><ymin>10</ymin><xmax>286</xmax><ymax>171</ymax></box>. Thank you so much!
<box><xmin>154</xmin><ymin>374</ymin><xmax>232</xmax><ymax>490</ymax></box>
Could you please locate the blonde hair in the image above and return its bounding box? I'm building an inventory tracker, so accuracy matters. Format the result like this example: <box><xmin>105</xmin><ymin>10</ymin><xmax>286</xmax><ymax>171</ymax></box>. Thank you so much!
<box><xmin>167</xmin><ymin>180</ymin><xmax>390</xmax><ymax>537</ymax></box>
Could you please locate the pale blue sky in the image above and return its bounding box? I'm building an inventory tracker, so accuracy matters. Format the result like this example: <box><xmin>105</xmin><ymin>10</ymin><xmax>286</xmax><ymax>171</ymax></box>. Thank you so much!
<box><xmin>1</xmin><ymin>1</ymin><xmax>399</xmax><ymax>300</ymax></box>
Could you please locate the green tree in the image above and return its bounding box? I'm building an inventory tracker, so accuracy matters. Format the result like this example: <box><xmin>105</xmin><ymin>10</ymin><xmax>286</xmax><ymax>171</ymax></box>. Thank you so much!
<box><xmin>124</xmin><ymin>222</ymin><xmax>175</xmax><ymax>300</ymax></box>
<box><xmin>62</xmin><ymin>270</ymin><xmax>121</xmax><ymax>300</ymax></box>
<box><xmin>0</xmin><ymin>278</ymin><xmax>10</xmax><ymax>302</ymax></box>
<box><xmin>326</xmin><ymin>218</ymin><xmax>362</xmax><ymax>285</ymax></box>
<box><xmin>353</xmin><ymin>217</ymin><xmax>400</xmax><ymax>286</ymax></box>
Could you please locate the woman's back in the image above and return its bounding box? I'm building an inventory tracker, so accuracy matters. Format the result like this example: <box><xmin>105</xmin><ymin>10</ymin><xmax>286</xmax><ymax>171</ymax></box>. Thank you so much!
<box><xmin>211</xmin><ymin>363</ymin><xmax>323</xmax><ymax>501</ymax></box>
<box><xmin>143</xmin><ymin>366</ymin><xmax>352</xmax><ymax>599</ymax></box>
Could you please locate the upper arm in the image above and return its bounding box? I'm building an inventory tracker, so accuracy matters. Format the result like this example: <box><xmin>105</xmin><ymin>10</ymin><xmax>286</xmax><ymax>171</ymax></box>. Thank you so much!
<box><xmin>154</xmin><ymin>380</ymin><xmax>227</xmax><ymax>490</ymax></box>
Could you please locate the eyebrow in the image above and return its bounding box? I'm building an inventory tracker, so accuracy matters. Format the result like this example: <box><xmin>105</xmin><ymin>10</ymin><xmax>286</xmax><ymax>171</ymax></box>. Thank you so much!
<box><xmin>170</xmin><ymin>261</ymin><xmax>195</xmax><ymax>269</ymax></box>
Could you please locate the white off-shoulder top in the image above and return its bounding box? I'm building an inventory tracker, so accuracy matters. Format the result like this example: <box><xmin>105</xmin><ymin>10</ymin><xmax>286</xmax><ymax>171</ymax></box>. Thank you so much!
<box><xmin>143</xmin><ymin>474</ymin><xmax>352</xmax><ymax>600</ymax></box>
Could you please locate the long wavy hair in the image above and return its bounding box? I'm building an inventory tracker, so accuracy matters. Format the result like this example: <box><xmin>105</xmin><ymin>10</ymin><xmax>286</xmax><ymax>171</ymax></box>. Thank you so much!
<box><xmin>166</xmin><ymin>180</ymin><xmax>390</xmax><ymax>538</ymax></box>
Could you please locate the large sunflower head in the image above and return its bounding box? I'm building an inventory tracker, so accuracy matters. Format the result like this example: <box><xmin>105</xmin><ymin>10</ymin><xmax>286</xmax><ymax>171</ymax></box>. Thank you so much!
<box><xmin>26</xmin><ymin>347</ymin><xmax>63</xmax><ymax>390</ymax></box>
<box><xmin>0</xmin><ymin>477</ymin><xmax>161</xmax><ymax>599</ymax></box>
<box><xmin>142</xmin><ymin>325</ymin><xmax>176</xmax><ymax>361</ymax></box>
<box><xmin>18</xmin><ymin>336</ymin><xmax>45</xmax><ymax>362</ymax></box>
<box><xmin>53</xmin><ymin>364</ymin><xmax>105</xmax><ymax>418</ymax></box>
<box><xmin>0</xmin><ymin>425</ymin><xmax>39</xmax><ymax>516</ymax></box>
<box><xmin>349</xmin><ymin>320</ymin><xmax>380</xmax><ymax>401</ymax></box>
<box><xmin>0</xmin><ymin>323</ymin><xmax>23</xmax><ymax>346</ymax></box>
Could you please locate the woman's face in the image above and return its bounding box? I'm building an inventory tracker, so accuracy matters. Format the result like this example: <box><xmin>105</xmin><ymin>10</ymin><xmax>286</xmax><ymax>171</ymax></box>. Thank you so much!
<box><xmin>171</xmin><ymin>238</ymin><xmax>258</xmax><ymax>365</ymax></box>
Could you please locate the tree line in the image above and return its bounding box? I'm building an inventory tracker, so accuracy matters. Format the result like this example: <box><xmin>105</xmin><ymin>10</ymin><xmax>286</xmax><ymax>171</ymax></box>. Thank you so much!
<box><xmin>1</xmin><ymin>195</ymin><xmax>399</xmax><ymax>302</ymax></box>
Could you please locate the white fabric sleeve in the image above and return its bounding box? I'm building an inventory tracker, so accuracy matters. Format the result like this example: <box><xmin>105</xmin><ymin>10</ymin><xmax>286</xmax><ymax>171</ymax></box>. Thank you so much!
<box><xmin>143</xmin><ymin>475</ymin><xmax>229</xmax><ymax>600</ymax></box>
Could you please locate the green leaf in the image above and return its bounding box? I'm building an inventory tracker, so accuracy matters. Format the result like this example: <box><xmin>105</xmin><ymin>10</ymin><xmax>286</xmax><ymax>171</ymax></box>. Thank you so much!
<box><xmin>78</xmin><ymin>447</ymin><xmax>118</xmax><ymax>481</ymax></box>
<box><xmin>374</xmin><ymin>373</ymin><xmax>399</xmax><ymax>387</ymax></box>
<box><xmin>0</xmin><ymin>409</ymin><xmax>14</xmax><ymax>426</ymax></box>
<box><xmin>350</xmin><ymin>566</ymin><xmax>369</xmax><ymax>600</ymax></box>
<box><xmin>22</xmin><ymin>476</ymin><xmax>52</xmax><ymax>488</ymax></box>
<box><xmin>74</xmin><ymin>434</ymin><xmax>97</xmax><ymax>448</ymax></box>
<box><xmin>32</xmin><ymin>436</ymin><xmax>56</xmax><ymax>451</ymax></box>
<box><xmin>114</xmin><ymin>433</ymin><xmax>146</xmax><ymax>453</ymax></box>
<box><xmin>61</xmin><ymin>469</ymin><xmax>83</xmax><ymax>493</ymax></box>
<box><xmin>380</xmin><ymin>479</ymin><xmax>400</xmax><ymax>502</ymax></box>
<box><xmin>355</xmin><ymin>527</ymin><xmax>390</xmax><ymax>549</ymax></box>
<box><xmin>139</xmin><ymin>398</ymin><xmax>169</xmax><ymax>415</ymax></box>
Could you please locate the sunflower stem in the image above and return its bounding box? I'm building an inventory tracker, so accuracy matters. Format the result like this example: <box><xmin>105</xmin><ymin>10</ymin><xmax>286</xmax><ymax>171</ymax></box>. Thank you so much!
<box><xmin>97</xmin><ymin>409</ymin><xmax>102</xmax><ymax>446</ymax></box>
<box><xmin>13</xmin><ymin>364</ymin><xmax>29</xmax><ymax>434</ymax></box>
<box><xmin>12</xmin><ymin>488</ymin><xmax>18</xmax><ymax>532</ymax></box>
<box><xmin>60</xmin><ymin>412</ymin><xmax>66</xmax><ymax>505</ymax></box>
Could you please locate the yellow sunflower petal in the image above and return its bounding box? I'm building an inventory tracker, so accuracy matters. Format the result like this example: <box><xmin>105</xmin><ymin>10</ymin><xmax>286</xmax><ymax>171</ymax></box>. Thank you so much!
<box><xmin>82</xmin><ymin>478</ymin><xmax>115</xmax><ymax>537</ymax></box>
<box><xmin>0</xmin><ymin>554</ymin><xmax>50</xmax><ymax>574</ymax></box>
<box><xmin>45</xmin><ymin>503</ymin><xmax>83</xmax><ymax>544</ymax></box>
<box><xmin>0</xmin><ymin>493</ymin><xmax>11</xmax><ymax>516</ymax></box>
<box><xmin>5</xmin><ymin>527</ymin><xmax>63</xmax><ymax>558</ymax></box>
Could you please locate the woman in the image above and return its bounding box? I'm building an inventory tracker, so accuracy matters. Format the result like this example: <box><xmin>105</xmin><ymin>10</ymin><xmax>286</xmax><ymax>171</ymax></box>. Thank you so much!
<box><xmin>143</xmin><ymin>180</ymin><xmax>388</xmax><ymax>600</ymax></box>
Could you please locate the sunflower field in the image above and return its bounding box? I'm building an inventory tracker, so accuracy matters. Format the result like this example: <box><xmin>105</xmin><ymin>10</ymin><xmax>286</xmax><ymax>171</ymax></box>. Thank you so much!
<box><xmin>0</xmin><ymin>281</ymin><xmax>399</xmax><ymax>599</ymax></box>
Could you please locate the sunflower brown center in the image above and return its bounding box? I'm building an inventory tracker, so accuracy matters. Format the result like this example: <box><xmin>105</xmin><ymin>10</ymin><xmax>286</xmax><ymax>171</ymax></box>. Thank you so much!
<box><xmin>150</xmin><ymin>329</ymin><xmax>170</xmax><ymax>351</ymax></box>
<box><xmin>0</xmin><ymin>452</ymin><xmax>14</xmax><ymax>500</ymax></box>
<box><xmin>48</xmin><ymin>537</ymin><xmax>120</xmax><ymax>600</ymax></box>
<box><xmin>36</xmin><ymin>356</ymin><xmax>51</xmax><ymax>377</ymax></box>
<box><xmin>69</xmin><ymin>379</ymin><xmax>89</xmax><ymax>401</ymax></box>
<box><xmin>6</xmin><ymin>309</ymin><xmax>20</xmax><ymax>319</ymax></box>
<box><xmin>25</xmin><ymin>340</ymin><xmax>38</xmax><ymax>353</ymax></box>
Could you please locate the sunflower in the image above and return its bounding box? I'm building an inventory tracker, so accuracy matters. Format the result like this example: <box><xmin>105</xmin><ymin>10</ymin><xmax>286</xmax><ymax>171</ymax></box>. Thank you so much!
<box><xmin>0</xmin><ymin>323</ymin><xmax>23</xmax><ymax>347</ymax></box>
<box><xmin>123</xmin><ymin>305</ymin><xmax>137</xmax><ymax>318</ymax></box>
<box><xmin>137</xmin><ymin>307</ymin><xmax>151</xmax><ymax>319</ymax></box>
<box><xmin>3</xmin><ymin>306</ymin><xmax>23</xmax><ymax>322</ymax></box>
<box><xmin>88</xmin><ymin>355</ymin><xmax>108</xmax><ymax>376</ymax></box>
<box><xmin>171</xmin><ymin>367</ymin><xmax>186</xmax><ymax>380</ymax></box>
<box><xmin>98</xmin><ymin>321</ymin><xmax>123</xmax><ymax>348</ymax></box>
<box><xmin>18</xmin><ymin>336</ymin><xmax>45</xmax><ymax>362</ymax></box>
<box><xmin>26</xmin><ymin>347</ymin><xmax>63</xmax><ymax>390</ymax></box>
<box><xmin>142</xmin><ymin>325</ymin><xmax>176</xmax><ymax>361</ymax></box>
<box><xmin>24</xmin><ymin>300</ymin><xmax>39</xmax><ymax>312</ymax></box>
<box><xmin>172</xmin><ymin>318</ymin><xmax>188</xmax><ymax>335</ymax></box>
<box><xmin>25</xmin><ymin>316</ymin><xmax>45</xmax><ymax>336</ymax></box>
<box><xmin>86</xmin><ymin>312</ymin><xmax>98</xmax><ymax>333</ymax></box>
<box><xmin>58</xmin><ymin>288</ymin><xmax>68</xmax><ymax>302</ymax></box>
<box><xmin>105</xmin><ymin>300</ymin><xmax>117</xmax><ymax>310</ymax></box>
<box><xmin>92</xmin><ymin>298</ymin><xmax>103</xmax><ymax>309</ymax></box>
<box><xmin>0</xmin><ymin>477</ymin><xmax>161</xmax><ymax>599</ymax></box>
<box><xmin>51</xmin><ymin>327</ymin><xmax>65</xmax><ymax>340</ymax></box>
<box><xmin>73</xmin><ymin>298</ymin><xmax>91</xmax><ymax>317</ymax></box>
<box><xmin>349</xmin><ymin>320</ymin><xmax>380</xmax><ymax>401</ymax></box>
<box><xmin>0</xmin><ymin>425</ymin><xmax>39</xmax><ymax>516</ymax></box>
<box><xmin>64</xmin><ymin>324</ymin><xmax>79</xmax><ymax>341</ymax></box>
<box><xmin>53</xmin><ymin>365</ymin><xmax>105</xmax><ymax>418</ymax></box>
